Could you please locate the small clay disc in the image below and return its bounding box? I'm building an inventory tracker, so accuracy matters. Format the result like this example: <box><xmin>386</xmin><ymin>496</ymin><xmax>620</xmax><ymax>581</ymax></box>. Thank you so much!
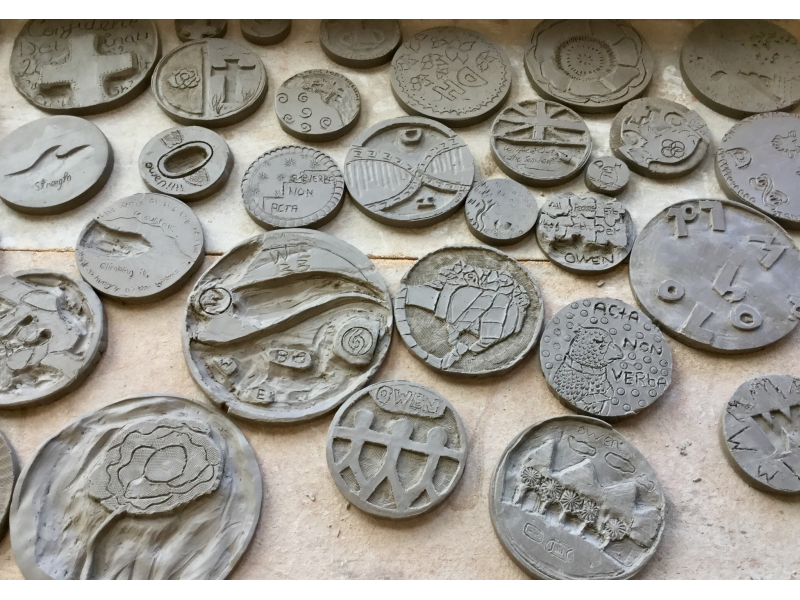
<box><xmin>536</xmin><ymin>193</ymin><xmax>635</xmax><ymax>274</ymax></box>
<box><xmin>76</xmin><ymin>193</ymin><xmax>205</xmax><ymax>304</ymax></box>
<box><xmin>681</xmin><ymin>20</ymin><xmax>800</xmax><ymax>119</ymax></box>
<box><xmin>10</xmin><ymin>20</ymin><xmax>161</xmax><ymax>115</ymax></box>
<box><xmin>0</xmin><ymin>270</ymin><xmax>106</xmax><ymax>409</ymax></box>
<box><xmin>242</xmin><ymin>146</ymin><xmax>344</xmax><ymax>230</ymax></box>
<box><xmin>391</xmin><ymin>26</ymin><xmax>512</xmax><ymax>127</ymax></box>
<box><xmin>584</xmin><ymin>157</ymin><xmax>629</xmax><ymax>196</ymax></box>
<box><xmin>326</xmin><ymin>380</ymin><xmax>468</xmax><ymax>519</ymax></box>
<box><xmin>139</xmin><ymin>126</ymin><xmax>232</xmax><ymax>201</ymax></box>
<box><xmin>491</xmin><ymin>100</ymin><xmax>591</xmax><ymax>186</ymax></box>
<box><xmin>0</xmin><ymin>116</ymin><xmax>113</xmax><ymax>215</ymax></box>
<box><xmin>0</xmin><ymin>431</ymin><xmax>17</xmax><ymax>541</ymax></box>
<box><xmin>152</xmin><ymin>39</ymin><xmax>268</xmax><ymax>127</ymax></box>
<box><xmin>524</xmin><ymin>20</ymin><xmax>654</xmax><ymax>113</ymax></box>
<box><xmin>610</xmin><ymin>98</ymin><xmax>711</xmax><ymax>180</ymax></box>
<box><xmin>183</xmin><ymin>229</ymin><xmax>393</xmax><ymax>424</ymax></box>
<box><xmin>716</xmin><ymin>112</ymin><xmax>800</xmax><ymax>229</ymax></box>
<box><xmin>464</xmin><ymin>179</ymin><xmax>539</xmax><ymax>246</ymax></box>
<box><xmin>395</xmin><ymin>245</ymin><xmax>545</xmax><ymax>377</ymax></box>
<box><xmin>344</xmin><ymin>116</ymin><xmax>474</xmax><ymax>228</ymax></box>
<box><xmin>490</xmin><ymin>415</ymin><xmax>666</xmax><ymax>579</ymax></box>
<box><xmin>721</xmin><ymin>374</ymin><xmax>800</xmax><ymax>494</ymax></box>
<box><xmin>540</xmin><ymin>298</ymin><xmax>673</xmax><ymax>419</ymax></box>
<box><xmin>240</xmin><ymin>20</ymin><xmax>291</xmax><ymax>46</ymax></box>
<box><xmin>319</xmin><ymin>20</ymin><xmax>402</xmax><ymax>68</ymax></box>
<box><xmin>175</xmin><ymin>20</ymin><xmax>227</xmax><ymax>42</ymax></box>
<box><xmin>275</xmin><ymin>70</ymin><xmax>361</xmax><ymax>142</ymax></box>
<box><xmin>629</xmin><ymin>199</ymin><xmax>800</xmax><ymax>353</ymax></box>
<box><xmin>9</xmin><ymin>394</ymin><xmax>262</xmax><ymax>579</ymax></box>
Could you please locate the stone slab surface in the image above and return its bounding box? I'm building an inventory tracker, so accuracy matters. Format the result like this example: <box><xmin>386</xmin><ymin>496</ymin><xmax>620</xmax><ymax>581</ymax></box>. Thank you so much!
<box><xmin>1</xmin><ymin>19</ymin><xmax>800</xmax><ymax>580</ymax></box>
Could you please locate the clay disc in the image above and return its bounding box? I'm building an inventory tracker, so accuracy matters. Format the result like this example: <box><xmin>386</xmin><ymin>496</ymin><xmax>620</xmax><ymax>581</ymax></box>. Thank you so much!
<box><xmin>0</xmin><ymin>270</ymin><xmax>106</xmax><ymax>409</ymax></box>
<box><xmin>76</xmin><ymin>193</ymin><xmax>205</xmax><ymax>304</ymax></box>
<box><xmin>0</xmin><ymin>431</ymin><xmax>17</xmax><ymax>541</ymax></box>
<box><xmin>536</xmin><ymin>193</ymin><xmax>635</xmax><ymax>274</ymax></box>
<box><xmin>629</xmin><ymin>199</ymin><xmax>800</xmax><ymax>353</ymax></box>
<box><xmin>584</xmin><ymin>157</ymin><xmax>629</xmax><ymax>196</ymax></box>
<box><xmin>395</xmin><ymin>245</ymin><xmax>545</xmax><ymax>377</ymax></box>
<box><xmin>10</xmin><ymin>20</ymin><xmax>160</xmax><ymax>115</ymax></box>
<box><xmin>491</xmin><ymin>100</ymin><xmax>591</xmax><ymax>186</ymax></box>
<box><xmin>242</xmin><ymin>146</ymin><xmax>344</xmax><ymax>230</ymax></box>
<box><xmin>344</xmin><ymin>116</ymin><xmax>474</xmax><ymax>228</ymax></box>
<box><xmin>716</xmin><ymin>112</ymin><xmax>800</xmax><ymax>229</ymax></box>
<box><xmin>680</xmin><ymin>20</ymin><xmax>800</xmax><ymax>119</ymax></box>
<box><xmin>319</xmin><ymin>20</ymin><xmax>401</xmax><ymax>68</ymax></box>
<box><xmin>152</xmin><ymin>39</ymin><xmax>268</xmax><ymax>127</ymax></box>
<box><xmin>391</xmin><ymin>26</ymin><xmax>512</xmax><ymax>127</ymax></box>
<box><xmin>490</xmin><ymin>415</ymin><xmax>666</xmax><ymax>579</ymax></box>
<box><xmin>721</xmin><ymin>374</ymin><xmax>800</xmax><ymax>494</ymax></box>
<box><xmin>540</xmin><ymin>298</ymin><xmax>673</xmax><ymax>419</ymax></box>
<box><xmin>610</xmin><ymin>98</ymin><xmax>711</xmax><ymax>180</ymax></box>
<box><xmin>0</xmin><ymin>116</ymin><xmax>113</xmax><ymax>215</ymax></box>
<box><xmin>464</xmin><ymin>179</ymin><xmax>539</xmax><ymax>246</ymax></box>
<box><xmin>183</xmin><ymin>229</ymin><xmax>393</xmax><ymax>423</ymax></box>
<box><xmin>9</xmin><ymin>394</ymin><xmax>262</xmax><ymax>579</ymax></box>
<box><xmin>240</xmin><ymin>20</ymin><xmax>291</xmax><ymax>46</ymax></box>
<box><xmin>175</xmin><ymin>20</ymin><xmax>227</xmax><ymax>42</ymax></box>
<box><xmin>275</xmin><ymin>70</ymin><xmax>361</xmax><ymax>142</ymax></box>
<box><xmin>524</xmin><ymin>20</ymin><xmax>654</xmax><ymax>113</ymax></box>
<box><xmin>326</xmin><ymin>380</ymin><xmax>467</xmax><ymax>519</ymax></box>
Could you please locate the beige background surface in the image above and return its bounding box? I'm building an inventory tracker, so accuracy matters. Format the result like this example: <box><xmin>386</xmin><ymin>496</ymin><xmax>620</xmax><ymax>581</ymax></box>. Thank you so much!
<box><xmin>0</xmin><ymin>19</ymin><xmax>799</xmax><ymax>580</ymax></box>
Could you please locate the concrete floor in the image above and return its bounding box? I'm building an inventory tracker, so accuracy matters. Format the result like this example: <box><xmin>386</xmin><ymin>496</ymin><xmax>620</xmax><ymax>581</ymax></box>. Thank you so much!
<box><xmin>1</xmin><ymin>19</ymin><xmax>799</xmax><ymax>579</ymax></box>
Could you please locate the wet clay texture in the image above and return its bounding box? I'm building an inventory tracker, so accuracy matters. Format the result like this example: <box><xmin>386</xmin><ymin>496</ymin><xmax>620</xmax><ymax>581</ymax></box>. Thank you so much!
<box><xmin>0</xmin><ymin>116</ymin><xmax>112</xmax><ymax>215</ymax></box>
<box><xmin>0</xmin><ymin>430</ymin><xmax>16</xmax><ymax>541</ymax></box>
<box><xmin>490</xmin><ymin>415</ymin><xmax>666</xmax><ymax>579</ymax></box>
<box><xmin>326</xmin><ymin>380</ymin><xmax>467</xmax><ymax>518</ymax></box>
<box><xmin>75</xmin><ymin>193</ymin><xmax>205</xmax><ymax>304</ymax></box>
<box><xmin>464</xmin><ymin>179</ymin><xmax>539</xmax><ymax>246</ymax></box>
<box><xmin>394</xmin><ymin>245</ymin><xmax>544</xmax><ymax>377</ymax></box>
<box><xmin>9</xmin><ymin>394</ymin><xmax>262</xmax><ymax>579</ymax></box>
<box><xmin>183</xmin><ymin>229</ymin><xmax>393</xmax><ymax>423</ymax></box>
<box><xmin>0</xmin><ymin>270</ymin><xmax>106</xmax><ymax>409</ymax></box>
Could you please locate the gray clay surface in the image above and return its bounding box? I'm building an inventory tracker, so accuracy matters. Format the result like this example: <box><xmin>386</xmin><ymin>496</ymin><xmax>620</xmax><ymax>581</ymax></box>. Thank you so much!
<box><xmin>183</xmin><ymin>229</ymin><xmax>393</xmax><ymax>423</ymax></box>
<box><xmin>464</xmin><ymin>179</ymin><xmax>539</xmax><ymax>246</ymax></box>
<box><xmin>491</xmin><ymin>100</ymin><xmax>591</xmax><ymax>187</ymax></box>
<box><xmin>275</xmin><ymin>70</ymin><xmax>361</xmax><ymax>142</ymax></box>
<box><xmin>490</xmin><ymin>414</ymin><xmax>666</xmax><ymax>579</ymax></box>
<box><xmin>610</xmin><ymin>98</ymin><xmax>710</xmax><ymax>180</ymax></box>
<box><xmin>524</xmin><ymin>20</ymin><xmax>654</xmax><ymax>114</ymax></box>
<box><xmin>394</xmin><ymin>245</ymin><xmax>544</xmax><ymax>377</ymax></box>
<box><xmin>138</xmin><ymin>126</ymin><xmax>232</xmax><ymax>201</ymax></box>
<box><xmin>391</xmin><ymin>26</ymin><xmax>512</xmax><ymax>127</ymax></box>
<box><xmin>629</xmin><ymin>198</ymin><xmax>800</xmax><ymax>353</ymax></box>
<box><xmin>344</xmin><ymin>116</ymin><xmax>474</xmax><ymax>228</ymax></box>
<box><xmin>326</xmin><ymin>380</ymin><xmax>467</xmax><ymax>519</ymax></box>
<box><xmin>175</xmin><ymin>20</ymin><xmax>227</xmax><ymax>42</ymax></box>
<box><xmin>0</xmin><ymin>115</ymin><xmax>112</xmax><ymax>215</ymax></box>
<box><xmin>76</xmin><ymin>193</ymin><xmax>205</xmax><ymax>304</ymax></box>
<box><xmin>0</xmin><ymin>270</ymin><xmax>106</xmax><ymax>409</ymax></box>
<box><xmin>152</xmin><ymin>39</ymin><xmax>267</xmax><ymax>127</ymax></box>
<box><xmin>721</xmin><ymin>374</ymin><xmax>800</xmax><ymax>495</ymax></box>
<box><xmin>240</xmin><ymin>20</ymin><xmax>291</xmax><ymax>46</ymax></box>
<box><xmin>585</xmin><ymin>157</ymin><xmax>629</xmax><ymax>197</ymax></box>
<box><xmin>9</xmin><ymin>394</ymin><xmax>262</xmax><ymax>579</ymax></box>
<box><xmin>680</xmin><ymin>20</ymin><xmax>800</xmax><ymax>119</ymax></box>
<box><xmin>536</xmin><ymin>193</ymin><xmax>635</xmax><ymax>274</ymax></box>
<box><xmin>242</xmin><ymin>146</ymin><xmax>344</xmax><ymax>230</ymax></box>
<box><xmin>10</xmin><ymin>20</ymin><xmax>160</xmax><ymax>115</ymax></box>
<box><xmin>320</xmin><ymin>20</ymin><xmax>401</xmax><ymax>68</ymax></box>
<box><xmin>540</xmin><ymin>298</ymin><xmax>673</xmax><ymax>419</ymax></box>
<box><xmin>716</xmin><ymin>112</ymin><xmax>800</xmax><ymax>229</ymax></box>
<box><xmin>0</xmin><ymin>431</ymin><xmax>16</xmax><ymax>541</ymax></box>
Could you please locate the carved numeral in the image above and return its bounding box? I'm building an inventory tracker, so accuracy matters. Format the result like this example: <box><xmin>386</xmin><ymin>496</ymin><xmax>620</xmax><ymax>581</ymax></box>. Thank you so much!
<box><xmin>748</xmin><ymin>235</ymin><xmax>787</xmax><ymax>269</ymax></box>
<box><xmin>699</xmin><ymin>200</ymin><xmax>725</xmax><ymax>231</ymax></box>
<box><xmin>679</xmin><ymin>302</ymin><xmax>714</xmax><ymax>344</ymax></box>
<box><xmin>667</xmin><ymin>201</ymin><xmax>725</xmax><ymax>237</ymax></box>
<box><xmin>712</xmin><ymin>255</ymin><xmax>746</xmax><ymax>302</ymax></box>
